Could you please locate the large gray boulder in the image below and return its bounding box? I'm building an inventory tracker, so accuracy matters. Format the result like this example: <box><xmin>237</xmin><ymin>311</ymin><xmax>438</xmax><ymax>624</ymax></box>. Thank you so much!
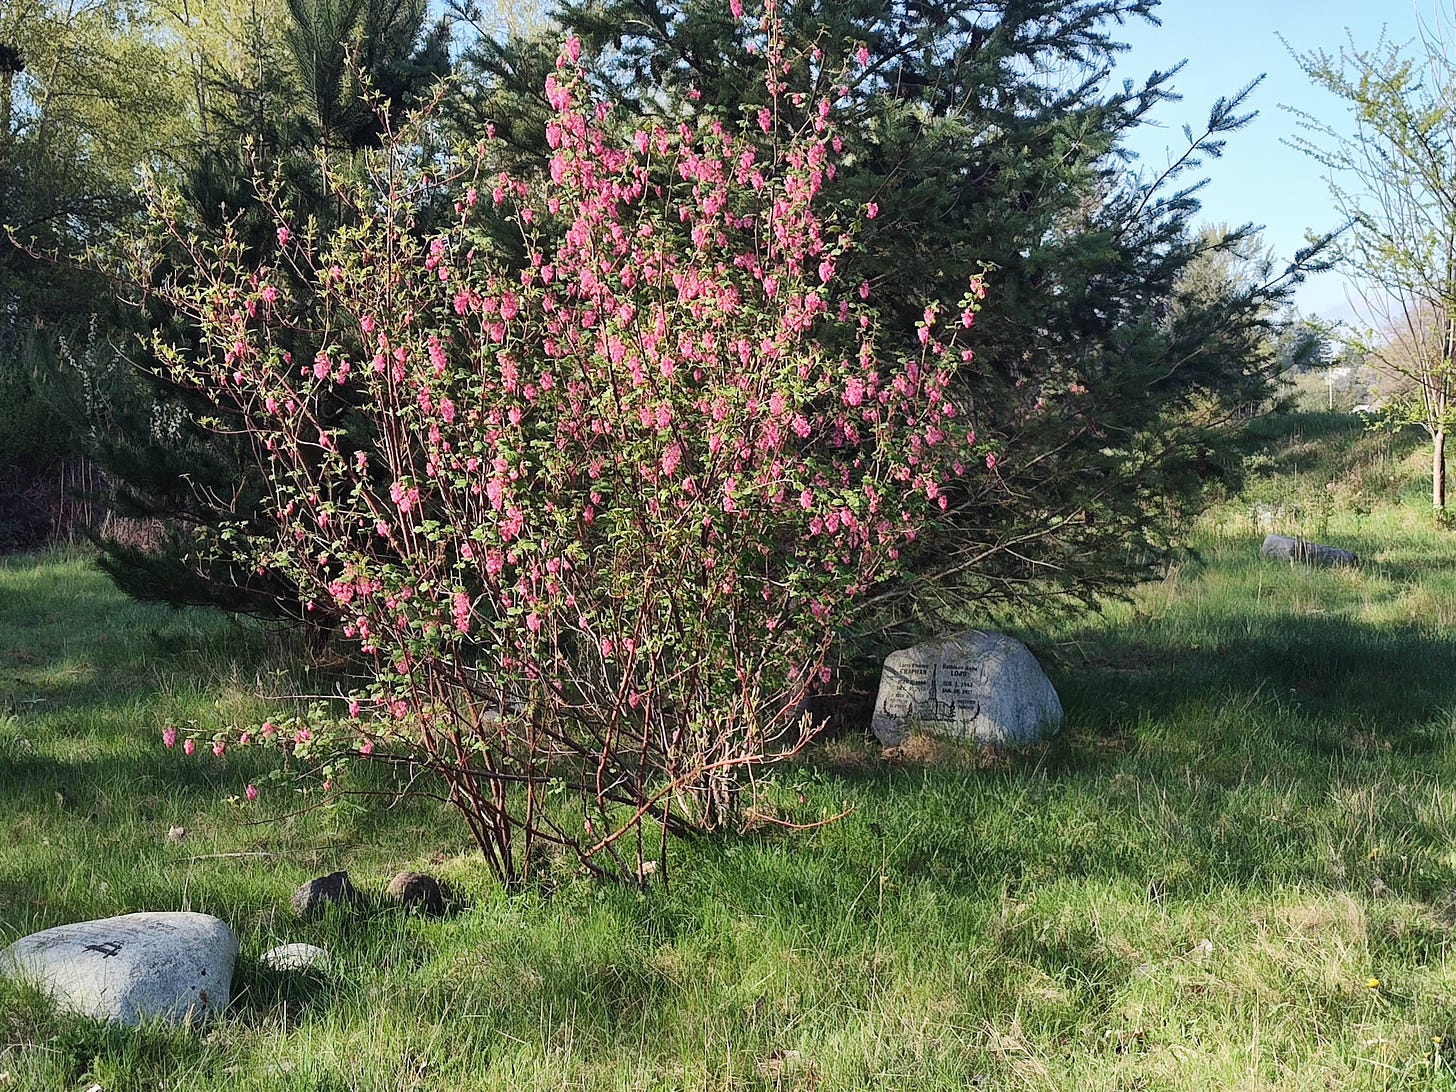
<box><xmin>1260</xmin><ymin>533</ymin><xmax>1358</xmax><ymax>567</ymax></box>
<box><xmin>872</xmin><ymin>631</ymin><xmax>1063</xmax><ymax>747</ymax></box>
<box><xmin>0</xmin><ymin>911</ymin><xmax>237</xmax><ymax>1025</ymax></box>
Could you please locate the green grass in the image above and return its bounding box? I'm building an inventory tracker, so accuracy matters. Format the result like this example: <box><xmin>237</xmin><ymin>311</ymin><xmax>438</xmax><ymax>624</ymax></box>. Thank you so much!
<box><xmin>7</xmin><ymin>417</ymin><xmax>1456</xmax><ymax>1089</ymax></box>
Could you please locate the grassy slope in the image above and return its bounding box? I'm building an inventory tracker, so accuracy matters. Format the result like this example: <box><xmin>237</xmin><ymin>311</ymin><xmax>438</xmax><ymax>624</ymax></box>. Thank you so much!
<box><xmin>5</xmin><ymin>415</ymin><xmax>1456</xmax><ymax>1089</ymax></box>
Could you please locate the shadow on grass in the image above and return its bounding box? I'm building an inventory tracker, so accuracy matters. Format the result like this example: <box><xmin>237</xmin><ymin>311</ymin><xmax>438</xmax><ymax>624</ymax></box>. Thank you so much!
<box><xmin>1057</xmin><ymin>610</ymin><xmax>1456</xmax><ymax>738</ymax></box>
<box><xmin>9</xmin><ymin>540</ymin><xmax>1456</xmax><ymax>1063</ymax></box>
<box><xmin>228</xmin><ymin>956</ymin><xmax>337</xmax><ymax>1029</ymax></box>
<box><xmin>752</xmin><ymin>564</ymin><xmax>1456</xmax><ymax>921</ymax></box>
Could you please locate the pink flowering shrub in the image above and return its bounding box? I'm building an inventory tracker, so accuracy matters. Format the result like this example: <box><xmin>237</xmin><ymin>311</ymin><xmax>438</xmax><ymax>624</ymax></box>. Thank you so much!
<box><xmin>144</xmin><ymin>12</ymin><xmax>985</xmax><ymax>885</ymax></box>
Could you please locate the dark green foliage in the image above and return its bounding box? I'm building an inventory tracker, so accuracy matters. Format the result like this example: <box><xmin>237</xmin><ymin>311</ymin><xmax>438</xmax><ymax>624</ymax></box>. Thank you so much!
<box><xmin>461</xmin><ymin>0</ymin><xmax>1331</xmax><ymax>646</ymax></box>
<box><xmin>284</xmin><ymin>0</ymin><xmax>451</xmax><ymax>149</ymax></box>
<box><xmin>81</xmin><ymin>0</ymin><xmax>450</xmax><ymax>622</ymax></box>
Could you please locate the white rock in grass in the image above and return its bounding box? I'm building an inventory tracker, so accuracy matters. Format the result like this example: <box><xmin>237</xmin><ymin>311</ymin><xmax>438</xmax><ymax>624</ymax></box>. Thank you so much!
<box><xmin>872</xmin><ymin>631</ymin><xmax>1063</xmax><ymax>747</ymax></box>
<box><xmin>0</xmin><ymin>912</ymin><xmax>237</xmax><ymax>1026</ymax></box>
<box><xmin>260</xmin><ymin>943</ymin><xmax>330</xmax><ymax>972</ymax></box>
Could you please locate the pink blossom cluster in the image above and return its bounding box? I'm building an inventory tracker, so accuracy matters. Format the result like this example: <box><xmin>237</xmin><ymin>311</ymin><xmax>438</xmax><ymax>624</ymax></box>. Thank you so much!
<box><xmin>149</xmin><ymin>16</ymin><xmax>988</xmax><ymax>878</ymax></box>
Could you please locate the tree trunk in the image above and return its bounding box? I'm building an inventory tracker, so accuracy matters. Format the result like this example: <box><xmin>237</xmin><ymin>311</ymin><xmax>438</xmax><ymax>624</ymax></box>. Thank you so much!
<box><xmin>1435</xmin><ymin>429</ymin><xmax>1447</xmax><ymax>513</ymax></box>
<box><xmin>0</xmin><ymin>52</ymin><xmax>15</xmax><ymax>164</ymax></box>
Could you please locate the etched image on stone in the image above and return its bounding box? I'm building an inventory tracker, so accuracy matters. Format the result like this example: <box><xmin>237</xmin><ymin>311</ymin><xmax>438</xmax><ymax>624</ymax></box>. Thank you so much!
<box><xmin>933</xmin><ymin>662</ymin><xmax>982</xmax><ymax>715</ymax></box>
<box><xmin>878</xmin><ymin>659</ymin><xmax>926</xmax><ymax>720</ymax></box>
<box><xmin>872</xmin><ymin>631</ymin><xmax>1063</xmax><ymax>747</ymax></box>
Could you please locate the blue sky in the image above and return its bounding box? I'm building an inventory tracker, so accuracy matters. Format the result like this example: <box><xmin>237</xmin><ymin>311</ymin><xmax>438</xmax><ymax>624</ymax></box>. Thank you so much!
<box><xmin>1112</xmin><ymin>1</ymin><xmax>1437</xmax><ymax>320</ymax></box>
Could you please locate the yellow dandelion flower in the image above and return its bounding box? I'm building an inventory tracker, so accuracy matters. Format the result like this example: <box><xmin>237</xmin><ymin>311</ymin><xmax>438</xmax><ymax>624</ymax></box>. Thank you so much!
<box><xmin>1366</xmin><ymin>977</ymin><xmax>1381</xmax><ymax>990</ymax></box>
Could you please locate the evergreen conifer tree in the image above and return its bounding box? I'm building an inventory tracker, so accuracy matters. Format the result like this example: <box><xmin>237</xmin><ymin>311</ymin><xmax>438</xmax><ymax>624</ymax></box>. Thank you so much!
<box><xmin>455</xmin><ymin>0</ymin><xmax>1325</xmax><ymax>640</ymax></box>
<box><xmin>84</xmin><ymin>0</ymin><xmax>449</xmax><ymax>624</ymax></box>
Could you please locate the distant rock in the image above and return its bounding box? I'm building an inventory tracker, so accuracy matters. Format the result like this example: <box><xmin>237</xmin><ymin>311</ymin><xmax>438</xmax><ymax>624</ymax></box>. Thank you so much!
<box><xmin>1260</xmin><ymin>533</ymin><xmax>1358</xmax><ymax>567</ymax></box>
<box><xmin>872</xmin><ymin>631</ymin><xmax>1063</xmax><ymax>748</ymax></box>
<box><xmin>290</xmin><ymin>871</ymin><xmax>359</xmax><ymax>918</ymax></box>
<box><xmin>0</xmin><ymin>911</ymin><xmax>236</xmax><ymax>1026</ymax></box>
<box><xmin>260</xmin><ymin>943</ymin><xmax>330</xmax><ymax>972</ymax></box>
<box><xmin>385</xmin><ymin>871</ymin><xmax>447</xmax><ymax>916</ymax></box>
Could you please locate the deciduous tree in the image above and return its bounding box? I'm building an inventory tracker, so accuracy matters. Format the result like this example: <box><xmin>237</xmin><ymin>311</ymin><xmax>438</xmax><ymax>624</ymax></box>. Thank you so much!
<box><xmin>1290</xmin><ymin>22</ymin><xmax>1456</xmax><ymax>516</ymax></box>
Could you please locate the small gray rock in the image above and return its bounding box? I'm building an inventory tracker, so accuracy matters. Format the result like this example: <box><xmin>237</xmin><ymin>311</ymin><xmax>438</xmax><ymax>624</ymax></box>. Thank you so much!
<box><xmin>0</xmin><ymin>911</ymin><xmax>236</xmax><ymax>1026</ymax></box>
<box><xmin>385</xmin><ymin>871</ymin><xmax>447</xmax><ymax>916</ymax></box>
<box><xmin>260</xmin><ymin>943</ymin><xmax>330</xmax><ymax>972</ymax></box>
<box><xmin>290</xmin><ymin>871</ymin><xmax>359</xmax><ymax>917</ymax></box>
<box><xmin>872</xmin><ymin>631</ymin><xmax>1063</xmax><ymax>747</ymax></box>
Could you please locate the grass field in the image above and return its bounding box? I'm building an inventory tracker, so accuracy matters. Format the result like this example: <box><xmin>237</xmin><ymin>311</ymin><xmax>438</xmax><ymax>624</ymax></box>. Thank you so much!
<box><xmin>6</xmin><ymin>414</ymin><xmax>1456</xmax><ymax>1090</ymax></box>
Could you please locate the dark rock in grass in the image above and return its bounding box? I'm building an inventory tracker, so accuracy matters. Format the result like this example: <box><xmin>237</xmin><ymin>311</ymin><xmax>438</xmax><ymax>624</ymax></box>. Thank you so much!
<box><xmin>872</xmin><ymin>631</ymin><xmax>1063</xmax><ymax>748</ymax></box>
<box><xmin>385</xmin><ymin>871</ymin><xmax>448</xmax><ymax>916</ymax></box>
<box><xmin>290</xmin><ymin>871</ymin><xmax>359</xmax><ymax>918</ymax></box>
<box><xmin>1260</xmin><ymin>533</ymin><xmax>1358</xmax><ymax>567</ymax></box>
<box><xmin>0</xmin><ymin>912</ymin><xmax>236</xmax><ymax>1026</ymax></box>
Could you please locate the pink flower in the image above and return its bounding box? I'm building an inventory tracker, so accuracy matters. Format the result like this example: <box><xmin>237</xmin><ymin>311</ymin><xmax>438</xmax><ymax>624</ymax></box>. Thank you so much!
<box><xmin>856</xmin><ymin>44</ymin><xmax>870</xmax><ymax>67</ymax></box>
<box><xmin>245</xmin><ymin>784</ymin><xmax>258</xmax><ymax>802</ymax></box>
<box><xmin>866</xmin><ymin>202</ymin><xmax>878</xmax><ymax>219</ymax></box>
<box><xmin>986</xmin><ymin>453</ymin><xmax>998</xmax><ymax>471</ymax></box>
<box><xmin>730</xmin><ymin>0</ymin><xmax>743</xmax><ymax>15</ymax></box>
<box><xmin>183</xmin><ymin>738</ymin><xmax>195</xmax><ymax>756</ymax></box>
<box><xmin>276</xmin><ymin>225</ymin><xmax>290</xmax><ymax>246</ymax></box>
<box><xmin>213</xmin><ymin>740</ymin><xmax>226</xmax><ymax>757</ymax></box>
<box><xmin>162</xmin><ymin>727</ymin><xmax>177</xmax><ymax>749</ymax></box>
<box><xmin>390</xmin><ymin>482</ymin><xmax>419</xmax><ymax>513</ymax></box>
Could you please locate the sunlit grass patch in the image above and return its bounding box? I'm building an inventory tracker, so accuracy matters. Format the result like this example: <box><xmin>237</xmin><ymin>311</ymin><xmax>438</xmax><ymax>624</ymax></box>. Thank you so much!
<box><xmin>5</xmin><ymin>415</ymin><xmax>1456</xmax><ymax>1087</ymax></box>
